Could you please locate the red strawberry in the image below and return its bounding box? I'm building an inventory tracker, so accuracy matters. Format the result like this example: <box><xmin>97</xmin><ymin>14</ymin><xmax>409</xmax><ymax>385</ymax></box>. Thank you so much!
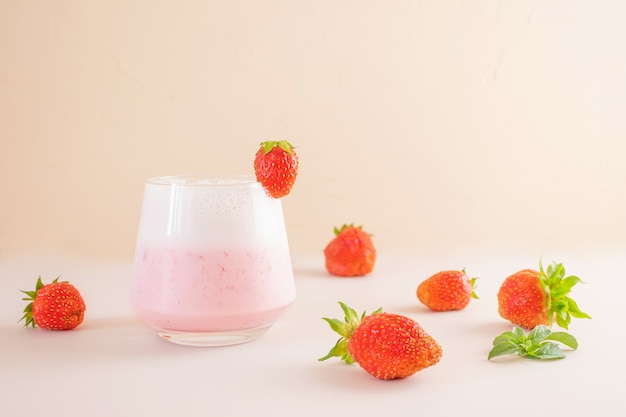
<box><xmin>319</xmin><ymin>302</ymin><xmax>442</xmax><ymax>380</ymax></box>
<box><xmin>417</xmin><ymin>269</ymin><xmax>478</xmax><ymax>311</ymax></box>
<box><xmin>253</xmin><ymin>140</ymin><xmax>299</xmax><ymax>198</ymax></box>
<box><xmin>20</xmin><ymin>276</ymin><xmax>86</xmax><ymax>330</ymax></box>
<box><xmin>497</xmin><ymin>261</ymin><xmax>590</xmax><ymax>330</ymax></box>
<box><xmin>323</xmin><ymin>224</ymin><xmax>376</xmax><ymax>277</ymax></box>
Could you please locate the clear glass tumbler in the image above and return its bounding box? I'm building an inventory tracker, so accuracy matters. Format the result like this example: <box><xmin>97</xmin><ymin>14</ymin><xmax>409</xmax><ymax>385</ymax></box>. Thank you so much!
<box><xmin>130</xmin><ymin>175</ymin><xmax>296</xmax><ymax>346</ymax></box>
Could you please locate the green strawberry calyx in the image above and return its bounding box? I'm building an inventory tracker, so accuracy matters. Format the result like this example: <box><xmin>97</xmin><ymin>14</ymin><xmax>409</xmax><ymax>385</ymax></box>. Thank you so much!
<box><xmin>318</xmin><ymin>302</ymin><xmax>382</xmax><ymax>364</ymax></box>
<box><xmin>488</xmin><ymin>325</ymin><xmax>578</xmax><ymax>360</ymax></box>
<box><xmin>19</xmin><ymin>276</ymin><xmax>60</xmax><ymax>327</ymax></box>
<box><xmin>259</xmin><ymin>140</ymin><xmax>295</xmax><ymax>155</ymax></box>
<box><xmin>540</xmin><ymin>260</ymin><xmax>591</xmax><ymax>329</ymax></box>
<box><xmin>333</xmin><ymin>224</ymin><xmax>357</xmax><ymax>236</ymax></box>
<box><xmin>463</xmin><ymin>269</ymin><xmax>479</xmax><ymax>300</ymax></box>
<box><xmin>333</xmin><ymin>224</ymin><xmax>373</xmax><ymax>237</ymax></box>
<box><xmin>470</xmin><ymin>277</ymin><xmax>479</xmax><ymax>299</ymax></box>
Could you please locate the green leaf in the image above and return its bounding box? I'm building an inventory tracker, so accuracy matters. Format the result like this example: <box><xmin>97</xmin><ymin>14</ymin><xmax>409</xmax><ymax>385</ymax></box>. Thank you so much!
<box><xmin>321</xmin><ymin>318</ymin><xmax>349</xmax><ymax>337</ymax></box>
<box><xmin>318</xmin><ymin>338</ymin><xmax>351</xmax><ymax>362</ymax></box>
<box><xmin>532</xmin><ymin>342</ymin><xmax>566</xmax><ymax>359</ymax></box>
<box><xmin>528</xmin><ymin>325</ymin><xmax>551</xmax><ymax>343</ymax></box>
<box><xmin>492</xmin><ymin>331</ymin><xmax>518</xmax><ymax>346</ymax></box>
<box><xmin>338</xmin><ymin>301</ymin><xmax>361</xmax><ymax>330</ymax></box>
<box><xmin>545</xmin><ymin>332</ymin><xmax>578</xmax><ymax>350</ymax></box>
<box><xmin>277</xmin><ymin>140</ymin><xmax>295</xmax><ymax>154</ymax></box>
<box><xmin>518</xmin><ymin>347</ymin><xmax>543</xmax><ymax>360</ymax></box>
<box><xmin>488</xmin><ymin>342</ymin><xmax>520</xmax><ymax>360</ymax></box>
<box><xmin>540</xmin><ymin>260</ymin><xmax>591</xmax><ymax>330</ymax></box>
<box><xmin>513</xmin><ymin>326</ymin><xmax>526</xmax><ymax>339</ymax></box>
<box><xmin>552</xmin><ymin>298</ymin><xmax>569</xmax><ymax>312</ymax></box>
<box><xmin>261</xmin><ymin>141</ymin><xmax>275</xmax><ymax>154</ymax></box>
<box><xmin>545</xmin><ymin>262</ymin><xmax>565</xmax><ymax>287</ymax></box>
<box><xmin>567</xmin><ymin>298</ymin><xmax>591</xmax><ymax>319</ymax></box>
<box><xmin>20</xmin><ymin>290</ymin><xmax>36</xmax><ymax>299</ymax></box>
<box><xmin>555</xmin><ymin>311</ymin><xmax>571</xmax><ymax>330</ymax></box>
<box><xmin>470</xmin><ymin>277</ymin><xmax>479</xmax><ymax>299</ymax></box>
<box><xmin>551</xmin><ymin>275</ymin><xmax>583</xmax><ymax>299</ymax></box>
<box><xmin>371</xmin><ymin>307</ymin><xmax>383</xmax><ymax>315</ymax></box>
<box><xmin>488</xmin><ymin>326</ymin><xmax>578</xmax><ymax>361</ymax></box>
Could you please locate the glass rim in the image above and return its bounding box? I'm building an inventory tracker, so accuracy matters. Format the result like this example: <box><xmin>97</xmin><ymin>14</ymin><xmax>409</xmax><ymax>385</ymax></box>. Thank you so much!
<box><xmin>145</xmin><ymin>174</ymin><xmax>259</xmax><ymax>187</ymax></box>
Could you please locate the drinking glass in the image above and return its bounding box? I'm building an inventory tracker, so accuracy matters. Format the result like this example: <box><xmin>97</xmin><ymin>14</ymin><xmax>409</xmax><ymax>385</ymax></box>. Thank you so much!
<box><xmin>130</xmin><ymin>175</ymin><xmax>296</xmax><ymax>346</ymax></box>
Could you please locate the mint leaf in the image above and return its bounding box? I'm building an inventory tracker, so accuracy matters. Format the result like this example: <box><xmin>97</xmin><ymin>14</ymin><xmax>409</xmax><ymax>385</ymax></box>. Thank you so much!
<box><xmin>532</xmin><ymin>343</ymin><xmax>566</xmax><ymax>359</ymax></box>
<box><xmin>492</xmin><ymin>331</ymin><xmax>518</xmax><ymax>346</ymax></box>
<box><xmin>488</xmin><ymin>341</ymin><xmax>520</xmax><ymax>359</ymax></box>
<box><xmin>545</xmin><ymin>331</ymin><xmax>578</xmax><ymax>350</ymax></box>
<box><xmin>512</xmin><ymin>326</ymin><xmax>525</xmax><ymax>339</ymax></box>
<box><xmin>488</xmin><ymin>326</ymin><xmax>578</xmax><ymax>361</ymax></box>
<box><xmin>528</xmin><ymin>325</ymin><xmax>551</xmax><ymax>343</ymax></box>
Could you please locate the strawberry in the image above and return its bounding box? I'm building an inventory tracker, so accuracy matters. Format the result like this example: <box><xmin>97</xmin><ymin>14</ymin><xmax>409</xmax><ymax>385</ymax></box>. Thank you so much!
<box><xmin>323</xmin><ymin>224</ymin><xmax>376</xmax><ymax>277</ymax></box>
<box><xmin>319</xmin><ymin>302</ymin><xmax>442</xmax><ymax>380</ymax></box>
<box><xmin>417</xmin><ymin>269</ymin><xmax>478</xmax><ymax>311</ymax></box>
<box><xmin>20</xmin><ymin>276</ymin><xmax>86</xmax><ymax>330</ymax></box>
<box><xmin>497</xmin><ymin>260</ymin><xmax>590</xmax><ymax>330</ymax></box>
<box><xmin>253</xmin><ymin>140</ymin><xmax>299</xmax><ymax>198</ymax></box>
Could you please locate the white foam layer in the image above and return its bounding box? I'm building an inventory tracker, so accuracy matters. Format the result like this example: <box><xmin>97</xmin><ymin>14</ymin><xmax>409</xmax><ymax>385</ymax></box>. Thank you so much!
<box><xmin>135</xmin><ymin>175</ymin><xmax>289</xmax><ymax>247</ymax></box>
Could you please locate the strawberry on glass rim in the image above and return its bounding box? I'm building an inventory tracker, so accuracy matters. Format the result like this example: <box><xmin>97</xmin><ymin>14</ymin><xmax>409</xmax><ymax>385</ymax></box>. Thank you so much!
<box><xmin>253</xmin><ymin>140</ymin><xmax>299</xmax><ymax>199</ymax></box>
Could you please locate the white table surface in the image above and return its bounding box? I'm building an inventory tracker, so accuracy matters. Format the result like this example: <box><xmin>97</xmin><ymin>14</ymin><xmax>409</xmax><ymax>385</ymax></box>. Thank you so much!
<box><xmin>1</xmin><ymin>245</ymin><xmax>624</xmax><ymax>417</ymax></box>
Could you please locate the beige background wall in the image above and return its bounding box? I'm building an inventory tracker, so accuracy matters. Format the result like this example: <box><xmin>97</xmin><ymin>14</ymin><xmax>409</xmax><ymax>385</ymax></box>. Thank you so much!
<box><xmin>1</xmin><ymin>1</ymin><xmax>625</xmax><ymax>260</ymax></box>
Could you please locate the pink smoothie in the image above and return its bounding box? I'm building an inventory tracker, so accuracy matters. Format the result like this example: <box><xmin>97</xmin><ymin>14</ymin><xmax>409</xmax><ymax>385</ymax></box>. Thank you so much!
<box><xmin>130</xmin><ymin>245</ymin><xmax>296</xmax><ymax>332</ymax></box>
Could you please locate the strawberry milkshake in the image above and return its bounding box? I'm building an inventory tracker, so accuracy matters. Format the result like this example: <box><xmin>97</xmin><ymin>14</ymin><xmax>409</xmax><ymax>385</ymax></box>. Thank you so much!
<box><xmin>130</xmin><ymin>176</ymin><xmax>296</xmax><ymax>346</ymax></box>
